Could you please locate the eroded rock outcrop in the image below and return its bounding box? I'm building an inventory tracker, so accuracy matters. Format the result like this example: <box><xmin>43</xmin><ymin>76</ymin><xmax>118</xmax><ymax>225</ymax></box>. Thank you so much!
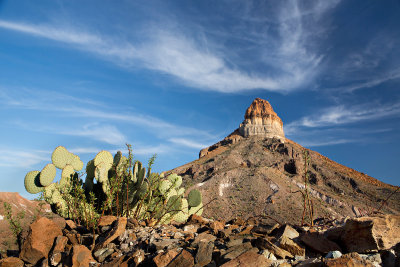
<box><xmin>238</xmin><ymin>98</ymin><xmax>285</xmax><ymax>141</ymax></box>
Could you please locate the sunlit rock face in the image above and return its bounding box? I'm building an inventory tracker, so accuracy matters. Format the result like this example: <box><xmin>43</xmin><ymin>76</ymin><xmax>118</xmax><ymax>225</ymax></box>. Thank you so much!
<box><xmin>238</xmin><ymin>98</ymin><xmax>285</xmax><ymax>142</ymax></box>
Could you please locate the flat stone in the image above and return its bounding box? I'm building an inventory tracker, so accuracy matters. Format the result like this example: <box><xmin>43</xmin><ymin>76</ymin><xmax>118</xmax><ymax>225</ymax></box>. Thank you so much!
<box><xmin>222</xmin><ymin>242</ymin><xmax>254</xmax><ymax>261</ymax></box>
<box><xmin>220</xmin><ymin>250</ymin><xmax>273</xmax><ymax>267</ymax></box>
<box><xmin>152</xmin><ymin>239</ymin><xmax>180</xmax><ymax>251</ymax></box>
<box><xmin>195</xmin><ymin>241</ymin><xmax>214</xmax><ymax>266</ymax></box>
<box><xmin>94</xmin><ymin>247</ymin><xmax>114</xmax><ymax>262</ymax></box>
<box><xmin>71</xmin><ymin>245</ymin><xmax>97</xmax><ymax>267</ymax></box>
<box><xmin>20</xmin><ymin>217</ymin><xmax>63</xmax><ymax>265</ymax></box>
<box><xmin>188</xmin><ymin>214</ymin><xmax>209</xmax><ymax>225</ymax></box>
<box><xmin>277</xmin><ymin>236</ymin><xmax>305</xmax><ymax>256</ymax></box>
<box><xmin>341</xmin><ymin>215</ymin><xmax>400</xmax><ymax>253</ymax></box>
<box><xmin>166</xmin><ymin>249</ymin><xmax>194</xmax><ymax>267</ymax></box>
<box><xmin>300</xmin><ymin>232</ymin><xmax>341</xmax><ymax>254</ymax></box>
<box><xmin>192</xmin><ymin>233</ymin><xmax>217</xmax><ymax>248</ymax></box>
<box><xmin>153</xmin><ymin>249</ymin><xmax>180</xmax><ymax>267</ymax></box>
<box><xmin>323</xmin><ymin>252</ymin><xmax>374</xmax><ymax>267</ymax></box>
<box><xmin>254</xmin><ymin>237</ymin><xmax>293</xmax><ymax>259</ymax></box>
<box><xmin>0</xmin><ymin>257</ymin><xmax>24</xmax><ymax>267</ymax></box>
<box><xmin>94</xmin><ymin>217</ymin><xmax>127</xmax><ymax>250</ymax></box>
<box><xmin>226</xmin><ymin>237</ymin><xmax>244</xmax><ymax>248</ymax></box>
<box><xmin>98</xmin><ymin>216</ymin><xmax>118</xmax><ymax>227</ymax></box>
<box><xmin>260</xmin><ymin>250</ymin><xmax>277</xmax><ymax>261</ymax></box>
<box><xmin>210</xmin><ymin>220</ymin><xmax>225</xmax><ymax>234</ymax></box>
<box><xmin>65</xmin><ymin>220</ymin><xmax>78</xmax><ymax>230</ymax></box>
<box><xmin>183</xmin><ymin>224</ymin><xmax>199</xmax><ymax>234</ymax></box>
<box><xmin>325</xmin><ymin>251</ymin><xmax>342</xmax><ymax>259</ymax></box>
<box><xmin>296</xmin><ymin>257</ymin><xmax>322</xmax><ymax>267</ymax></box>
<box><xmin>274</xmin><ymin>224</ymin><xmax>299</xmax><ymax>240</ymax></box>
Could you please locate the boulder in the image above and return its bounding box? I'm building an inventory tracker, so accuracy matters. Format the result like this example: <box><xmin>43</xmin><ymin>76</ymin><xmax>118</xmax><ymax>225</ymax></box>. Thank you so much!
<box><xmin>195</xmin><ymin>240</ymin><xmax>214</xmax><ymax>266</ymax></box>
<box><xmin>341</xmin><ymin>215</ymin><xmax>400</xmax><ymax>253</ymax></box>
<box><xmin>323</xmin><ymin>252</ymin><xmax>374</xmax><ymax>267</ymax></box>
<box><xmin>94</xmin><ymin>217</ymin><xmax>127</xmax><ymax>250</ymax></box>
<box><xmin>166</xmin><ymin>249</ymin><xmax>194</xmax><ymax>267</ymax></box>
<box><xmin>221</xmin><ymin>250</ymin><xmax>273</xmax><ymax>267</ymax></box>
<box><xmin>277</xmin><ymin>236</ymin><xmax>305</xmax><ymax>257</ymax></box>
<box><xmin>20</xmin><ymin>217</ymin><xmax>62</xmax><ymax>265</ymax></box>
<box><xmin>71</xmin><ymin>245</ymin><xmax>97</xmax><ymax>267</ymax></box>
<box><xmin>153</xmin><ymin>249</ymin><xmax>180</xmax><ymax>267</ymax></box>
<box><xmin>0</xmin><ymin>257</ymin><xmax>24</xmax><ymax>267</ymax></box>
<box><xmin>300</xmin><ymin>232</ymin><xmax>341</xmax><ymax>254</ymax></box>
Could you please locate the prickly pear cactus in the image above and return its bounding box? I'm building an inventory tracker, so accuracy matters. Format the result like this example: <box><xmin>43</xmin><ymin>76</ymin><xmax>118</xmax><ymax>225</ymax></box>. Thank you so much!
<box><xmin>39</xmin><ymin>163</ymin><xmax>56</xmax><ymax>187</ymax></box>
<box><xmin>24</xmin><ymin>171</ymin><xmax>43</xmax><ymax>194</ymax></box>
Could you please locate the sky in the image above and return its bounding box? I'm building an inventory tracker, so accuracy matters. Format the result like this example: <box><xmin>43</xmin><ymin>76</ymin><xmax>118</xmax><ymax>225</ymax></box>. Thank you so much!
<box><xmin>0</xmin><ymin>0</ymin><xmax>399</xmax><ymax>199</ymax></box>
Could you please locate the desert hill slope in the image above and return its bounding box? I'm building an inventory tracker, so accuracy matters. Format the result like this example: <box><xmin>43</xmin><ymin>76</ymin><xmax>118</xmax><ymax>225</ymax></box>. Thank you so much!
<box><xmin>170</xmin><ymin>98</ymin><xmax>400</xmax><ymax>225</ymax></box>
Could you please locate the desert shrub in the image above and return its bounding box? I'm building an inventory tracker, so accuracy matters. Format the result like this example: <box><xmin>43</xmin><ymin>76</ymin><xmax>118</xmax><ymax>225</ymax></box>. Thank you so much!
<box><xmin>24</xmin><ymin>144</ymin><xmax>203</xmax><ymax>229</ymax></box>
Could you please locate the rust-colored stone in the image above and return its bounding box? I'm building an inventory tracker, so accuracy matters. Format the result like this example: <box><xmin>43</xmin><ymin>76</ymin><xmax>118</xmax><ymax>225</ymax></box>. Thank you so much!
<box><xmin>94</xmin><ymin>217</ymin><xmax>127</xmax><ymax>250</ymax></box>
<box><xmin>0</xmin><ymin>257</ymin><xmax>24</xmax><ymax>267</ymax></box>
<box><xmin>20</xmin><ymin>217</ymin><xmax>63</xmax><ymax>265</ymax></box>
<box><xmin>221</xmin><ymin>250</ymin><xmax>273</xmax><ymax>267</ymax></box>
<box><xmin>71</xmin><ymin>245</ymin><xmax>97</xmax><ymax>267</ymax></box>
<box><xmin>153</xmin><ymin>249</ymin><xmax>179</xmax><ymax>267</ymax></box>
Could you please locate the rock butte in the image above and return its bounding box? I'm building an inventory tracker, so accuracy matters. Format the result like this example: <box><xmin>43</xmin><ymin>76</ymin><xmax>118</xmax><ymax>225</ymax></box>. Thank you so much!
<box><xmin>238</xmin><ymin>98</ymin><xmax>285</xmax><ymax>142</ymax></box>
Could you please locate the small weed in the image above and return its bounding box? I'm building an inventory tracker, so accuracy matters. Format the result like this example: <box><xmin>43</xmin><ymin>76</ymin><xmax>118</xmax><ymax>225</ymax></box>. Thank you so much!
<box><xmin>3</xmin><ymin>202</ymin><xmax>25</xmax><ymax>240</ymax></box>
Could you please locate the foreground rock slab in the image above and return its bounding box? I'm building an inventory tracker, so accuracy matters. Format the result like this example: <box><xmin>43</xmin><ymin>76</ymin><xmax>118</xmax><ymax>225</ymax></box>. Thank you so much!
<box><xmin>341</xmin><ymin>215</ymin><xmax>400</xmax><ymax>253</ymax></box>
<box><xmin>20</xmin><ymin>217</ymin><xmax>63</xmax><ymax>265</ymax></box>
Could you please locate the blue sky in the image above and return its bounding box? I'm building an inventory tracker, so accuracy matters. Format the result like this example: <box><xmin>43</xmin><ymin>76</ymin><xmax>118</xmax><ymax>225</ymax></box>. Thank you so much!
<box><xmin>0</xmin><ymin>0</ymin><xmax>399</xmax><ymax>198</ymax></box>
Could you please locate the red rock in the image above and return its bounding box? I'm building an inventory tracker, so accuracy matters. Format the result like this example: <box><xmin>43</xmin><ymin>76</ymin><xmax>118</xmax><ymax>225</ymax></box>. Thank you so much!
<box><xmin>341</xmin><ymin>215</ymin><xmax>400</xmax><ymax>253</ymax></box>
<box><xmin>238</xmin><ymin>98</ymin><xmax>285</xmax><ymax>141</ymax></box>
<box><xmin>94</xmin><ymin>217</ymin><xmax>127</xmax><ymax>250</ymax></box>
<box><xmin>65</xmin><ymin>220</ymin><xmax>78</xmax><ymax>230</ymax></box>
<box><xmin>221</xmin><ymin>250</ymin><xmax>273</xmax><ymax>267</ymax></box>
<box><xmin>98</xmin><ymin>215</ymin><xmax>117</xmax><ymax>226</ymax></box>
<box><xmin>71</xmin><ymin>245</ymin><xmax>97</xmax><ymax>267</ymax></box>
<box><xmin>300</xmin><ymin>232</ymin><xmax>341</xmax><ymax>254</ymax></box>
<box><xmin>188</xmin><ymin>214</ymin><xmax>208</xmax><ymax>225</ymax></box>
<box><xmin>0</xmin><ymin>257</ymin><xmax>24</xmax><ymax>267</ymax></box>
<box><xmin>210</xmin><ymin>220</ymin><xmax>225</xmax><ymax>234</ymax></box>
<box><xmin>166</xmin><ymin>249</ymin><xmax>194</xmax><ymax>267</ymax></box>
<box><xmin>254</xmin><ymin>237</ymin><xmax>293</xmax><ymax>259</ymax></box>
<box><xmin>277</xmin><ymin>236</ymin><xmax>305</xmax><ymax>257</ymax></box>
<box><xmin>49</xmin><ymin>235</ymin><xmax>68</xmax><ymax>266</ymax></box>
<box><xmin>323</xmin><ymin>252</ymin><xmax>374</xmax><ymax>267</ymax></box>
<box><xmin>153</xmin><ymin>249</ymin><xmax>179</xmax><ymax>267</ymax></box>
<box><xmin>20</xmin><ymin>217</ymin><xmax>63</xmax><ymax>265</ymax></box>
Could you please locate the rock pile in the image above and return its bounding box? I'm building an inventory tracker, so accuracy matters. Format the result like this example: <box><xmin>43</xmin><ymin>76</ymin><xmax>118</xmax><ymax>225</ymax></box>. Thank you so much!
<box><xmin>238</xmin><ymin>98</ymin><xmax>285</xmax><ymax>142</ymax></box>
<box><xmin>1</xmin><ymin>214</ymin><xmax>399</xmax><ymax>266</ymax></box>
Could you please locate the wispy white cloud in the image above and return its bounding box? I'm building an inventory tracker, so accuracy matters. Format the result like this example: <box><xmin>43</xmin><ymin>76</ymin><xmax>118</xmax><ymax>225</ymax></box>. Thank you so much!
<box><xmin>285</xmin><ymin>102</ymin><xmax>400</xmax><ymax>133</ymax></box>
<box><xmin>64</xmin><ymin>124</ymin><xmax>127</xmax><ymax>145</ymax></box>
<box><xmin>0</xmin><ymin>0</ymin><xmax>339</xmax><ymax>93</ymax></box>
<box><xmin>330</xmin><ymin>68</ymin><xmax>400</xmax><ymax>93</ymax></box>
<box><xmin>168</xmin><ymin>138</ymin><xmax>209</xmax><ymax>149</ymax></box>
<box><xmin>0</xmin><ymin>149</ymin><xmax>50</xmax><ymax>168</ymax></box>
<box><xmin>285</xmin><ymin>102</ymin><xmax>400</xmax><ymax>147</ymax></box>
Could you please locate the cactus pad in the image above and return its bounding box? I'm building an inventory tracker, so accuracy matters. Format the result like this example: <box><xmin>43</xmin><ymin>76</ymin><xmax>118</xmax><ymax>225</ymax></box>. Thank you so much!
<box><xmin>188</xmin><ymin>189</ymin><xmax>202</xmax><ymax>207</ymax></box>
<box><xmin>159</xmin><ymin>179</ymin><xmax>172</xmax><ymax>195</ymax></box>
<box><xmin>39</xmin><ymin>163</ymin><xmax>56</xmax><ymax>187</ymax></box>
<box><xmin>94</xmin><ymin>150</ymin><xmax>113</xmax><ymax>167</ymax></box>
<box><xmin>71</xmin><ymin>154</ymin><xmax>83</xmax><ymax>171</ymax></box>
<box><xmin>85</xmin><ymin>159</ymin><xmax>95</xmax><ymax>179</ymax></box>
<box><xmin>189</xmin><ymin>202</ymin><xmax>203</xmax><ymax>216</ymax></box>
<box><xmin>52</xmin><ymin>146</ymin><xmax>72</xmax><ymax>169</ymax></box>
<box><xmin>94</xmin><ymin>162</ymin><xmax>109</xmax><ymax>183</ymax></box>
<box><xmin>24</xmin><ymin>170</ymin><xmax>43</xmax><ymax>194</ymax></box>
<box><xmin>60</xmin><ymin>164</ymin><xmax>75</xmax><ymax>186</ymax></box>
<box><xmin>167</xmin><ymin>174</ymin><xmax>182</xmax><ymax>188</ymax></box>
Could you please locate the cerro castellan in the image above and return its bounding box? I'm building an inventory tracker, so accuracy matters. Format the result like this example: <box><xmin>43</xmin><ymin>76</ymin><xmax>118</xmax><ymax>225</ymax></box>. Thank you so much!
<box><xmin>238</xmin><ymin>97</ymin><xmax>285</xmax><ymax>142</ymax></box>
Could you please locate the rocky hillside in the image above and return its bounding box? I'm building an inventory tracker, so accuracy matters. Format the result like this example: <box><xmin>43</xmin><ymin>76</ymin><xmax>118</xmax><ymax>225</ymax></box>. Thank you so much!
<box><xmin>170</xmin><ymin>98</ymin><xmax>400</xmax><ymax>225</ymax></box>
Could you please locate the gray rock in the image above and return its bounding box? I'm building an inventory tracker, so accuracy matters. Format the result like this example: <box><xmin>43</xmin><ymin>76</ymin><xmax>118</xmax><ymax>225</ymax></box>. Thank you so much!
<box><xmin>195</xmin><ymin>241</ymin><xmax>214</xmax><ymax>266</ymax></box>
<box><xmin>325</xmin><ymin>250</ymin><xmax>342</xmax><ymax>259</ymax></box>
<box><xmin>260</xmin><ymin>250</ymin><xmax>277</xmax><ymax>261</ymax></box>
<box><xmin>94</xmin><ymin>247</ymin><xmax>114</xmax><ymax>262</ymax></box>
